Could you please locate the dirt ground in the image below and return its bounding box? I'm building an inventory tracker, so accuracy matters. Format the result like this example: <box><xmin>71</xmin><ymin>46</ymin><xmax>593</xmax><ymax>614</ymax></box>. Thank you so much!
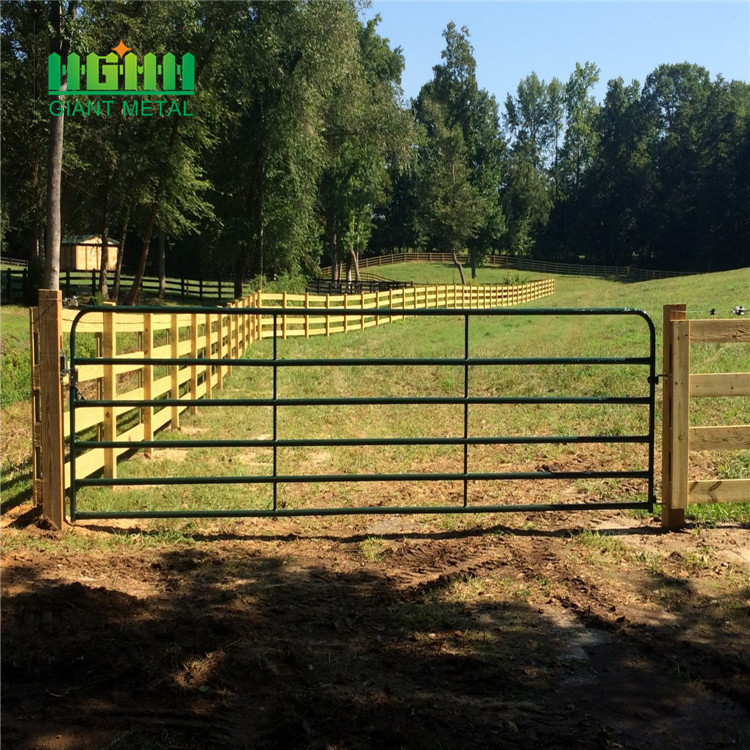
<box><xmin>2</xmin><ymin>506</ymin><xmax>749</xmax><ymax>750</ymax></box>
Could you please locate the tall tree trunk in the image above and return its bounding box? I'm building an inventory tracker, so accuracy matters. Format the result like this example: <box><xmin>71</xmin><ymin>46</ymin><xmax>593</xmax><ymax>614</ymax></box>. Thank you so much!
<box><xmin>350</xmin><ymin>248</ymin><xmax>360</xmax><ymax>282</ymax></box>
<box><xmin>43</xmin><ymin>5</ymin><xmax>65</xmax><ymax>291</ymax></box>
<box><xmin>328</xmin><ymin>209</ymin><xmax>339</xmax><ymax>281</ymax></box>
<box><xmin>98</xmin><ymin>178</ymin><xmax>110</xmax><ymax>300</ymax></box>
<box><xmin>29</xmin><ymin>162</ymin><xmax>41</xmax><ymax>263</ymax></box>
<box><xmin>125</xmin><ymin>209</ymin><xmax>157</xmax><ymax>305</ymax></box>
<box><xmin>470</xmin><ymin>252</ymin><xmax>477</xmax><ymax>279</ymax></box>
<box><xmin>255</xmin><ymin>176</ymin><xmax>264</xmax><ymax>280</ymax></box>
<box><xmin>345</xmin><ymin>252</ymin><xmax>352</xmax><ymax>283</ymax></box>
<box><xmin>451</xmin><ymin>249</ymin><xmax>467</xmax><ymax>286</ymax></box>
<box><xmin>234</xmin><ymin>248</ymin><xmax>247</xmax><ymax>300</ymax></box>
<box><xmin>112</xmin><ymin>212</ymin><xmax>129</xmax><ymax>302</ymax></box>
<box><xmin>43</xmin><ymin>0</ymin><xmax>78</xmax><ymax>291</ymax></box>
<box><xmin>124</xmin><ymin>121</ymin><xmax>180</xmax><ymax>305</ymax></box>
<box><xmin>123</xmin><ymin>41</ymin><xmax>216</xmax><ymax>306</ymax></box>
<box><xmin>157</xmin><ymin>228</ymin><xmax>166</xmax><ymax>299</ymax></box>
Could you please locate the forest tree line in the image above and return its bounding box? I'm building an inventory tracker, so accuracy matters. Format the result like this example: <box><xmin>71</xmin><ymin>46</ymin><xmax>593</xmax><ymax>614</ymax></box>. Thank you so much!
<box><xmin>2</xmin><ymin>0</ymin><xmax>749</xmax><ymax>302</ymax></box>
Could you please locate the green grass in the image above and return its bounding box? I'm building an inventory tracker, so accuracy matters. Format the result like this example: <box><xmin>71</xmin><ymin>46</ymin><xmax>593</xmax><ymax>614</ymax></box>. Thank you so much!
<box><xmin>4</xmin><ymin>263</ymin><xmax>749</xmax><ymax>522</ymax></box>
<box><xmin>0</xmin><ymin>305</ymin><xmax>32</xmax><ymax>407</ymax></box>
<box><xmin>69</xmin><ymin>265</ymin><xmax>750</xmax><ymax>523</ymax></box>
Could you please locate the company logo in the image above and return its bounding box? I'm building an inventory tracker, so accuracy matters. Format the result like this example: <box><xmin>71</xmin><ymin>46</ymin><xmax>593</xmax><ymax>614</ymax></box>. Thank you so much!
<box><xmin>49</xmin><ymin>40</ymin><xmax>194</xmax><ymax>95</ymax></box>
<box><xmin>48</xmin><ymin>41</ymin><xmax>194</xmax><ymax>117</ymax></box>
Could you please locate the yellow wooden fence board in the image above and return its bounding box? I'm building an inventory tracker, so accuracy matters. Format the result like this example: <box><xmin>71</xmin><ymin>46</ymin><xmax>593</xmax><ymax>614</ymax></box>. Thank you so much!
<box><xmin>690</xmin><ymin>319</ymin><xmax>750</xmax><ymax>343</ymax></box>
<box><xmin>690</xmin><ymin>372</ymin><xmax>750</xmax><ymax>397</ymax></box>
<box><xmin>688</xmin><ymin>479</ymin><xmax>750</xmax><ymax>504</ymax></box>
<box><xmin>57</xmin><ymin>277</ymin><xmax>555</xmax><ymax>501</ymax></box>
<box><xmin>689</xmin><ymin>425</ymin><xmax>750</xmax><ymax>451</ymax></box>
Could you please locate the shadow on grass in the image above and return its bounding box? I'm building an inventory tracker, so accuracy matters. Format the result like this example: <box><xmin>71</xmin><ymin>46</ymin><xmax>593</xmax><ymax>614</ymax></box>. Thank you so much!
<box><xmin>0</xmin><ymin>461</ymin><xmax>33</xmax><ymax>514</ymax></box>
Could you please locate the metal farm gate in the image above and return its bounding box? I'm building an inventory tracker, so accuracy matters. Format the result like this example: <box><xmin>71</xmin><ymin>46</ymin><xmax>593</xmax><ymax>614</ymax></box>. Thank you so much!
<box><xmin>68</xmin><ymin>306</ymin><xmax>657</xmax><ymax>521</ymax></box>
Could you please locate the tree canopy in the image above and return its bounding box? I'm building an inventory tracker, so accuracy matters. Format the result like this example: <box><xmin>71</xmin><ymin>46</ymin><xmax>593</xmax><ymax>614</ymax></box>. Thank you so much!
<box><xmin>2</xmin><ymin>3</ymin><xmax>748</xmax><ymax>300</ymax></box>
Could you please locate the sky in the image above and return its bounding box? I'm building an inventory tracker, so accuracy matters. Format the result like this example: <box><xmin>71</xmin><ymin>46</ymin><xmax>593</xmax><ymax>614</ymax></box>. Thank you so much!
<box><xmin>362</xmin><ymin>1</ymin><xmax>750</xmax><ymax>105</ymax></box>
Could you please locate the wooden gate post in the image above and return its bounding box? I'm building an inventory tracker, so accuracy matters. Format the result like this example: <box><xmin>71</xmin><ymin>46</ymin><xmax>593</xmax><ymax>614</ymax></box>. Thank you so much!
<box><xmin>38</xmin><ymin>290</ymin><xmax>65</xmax><ymax>528</ymax></box>
<box><xmin>662</xmin><ymin>304</ymin><xmax>687</xmax><ymax>530</ymax></box>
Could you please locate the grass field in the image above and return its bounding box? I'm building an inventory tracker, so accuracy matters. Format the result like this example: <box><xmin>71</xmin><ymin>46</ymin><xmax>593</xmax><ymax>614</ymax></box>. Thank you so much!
<box><xmin>3</xmin><ymin>264</ymin><xmax>750</xmax><ymax>750</ymax></box>
<box><xmin>60</xmin><ymin>264</ymin><xmax>750</xmax><ymax>524</ymax></box>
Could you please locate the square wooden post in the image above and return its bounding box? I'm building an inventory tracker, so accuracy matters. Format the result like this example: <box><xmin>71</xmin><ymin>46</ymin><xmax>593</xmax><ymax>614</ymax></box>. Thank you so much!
<box><xmin>30</xmin><ymin>307</ymin><xmax>43</xmax><ymax>505</ymax></box>
<box><xmin>143</xmin><ymin>313</ymin><xmax>154</xmax><ymax>455</ymax></box>
<box><xmin>217</xmin><ymin>312</ymin><xmax>224</xmax><ymax>389</ymax></box>
<box><xmin>102</xmin><ymin>303</ymin><xmax>117</xmax><ymax>480</ymax></box>
<box><xmin>205</xmin><ymin>312</ymin><xmax>213</xmax><ymax>398</ymax></box>
<box><xmin>38</xmin><ymin>290</ymin><xmax>65</xmax><ymax>528</ymax></box>
<box><xmin>170</xmin><ymin>313</ymin><xmax>180</xmax><ymax>429</ymax></box>
<box><xmin>662</xmin><ymin>304</ymin><xmax>688</xmax><ymax>530</ymax></box>
<box><xmin>191</xmin><ymin>313</ymin><xmax>199</xmax><ymax>415</ymax></box>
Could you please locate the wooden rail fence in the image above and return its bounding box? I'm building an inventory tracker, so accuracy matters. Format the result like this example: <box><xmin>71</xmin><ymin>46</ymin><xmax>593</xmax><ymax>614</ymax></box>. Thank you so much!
<box><xmin>662</xmin><ymin>304</ymin><xmax>750</xmax><ymax>529</ymax></box>
<box><xmin>31</xmin><ymin>279</ymin><xmax>555</xmax><ymax>526</ymax></box>
<box><xmin>323</xmin><ymin>251</ymin><xmax>692</xmax><ymax>282</ymax></box>
<box><xmin>2</xmin><ymin>268</ymin><xmax>235</xmax><ymax>304</ymax></box>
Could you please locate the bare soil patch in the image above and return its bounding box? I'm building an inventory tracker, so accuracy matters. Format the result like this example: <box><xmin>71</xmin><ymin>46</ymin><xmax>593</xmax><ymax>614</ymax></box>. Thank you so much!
<box><xmin>2</xmin><ymin>506</ymin><xmax>749</xmax><ymax>750</ymax></box>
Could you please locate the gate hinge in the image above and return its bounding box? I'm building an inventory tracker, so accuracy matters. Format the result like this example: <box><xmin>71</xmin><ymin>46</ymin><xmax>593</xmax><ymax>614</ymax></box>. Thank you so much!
<box><xmin>648</xmin><ymin>373</ymin><xmax>668</xmax><ymax>384</ymax></box>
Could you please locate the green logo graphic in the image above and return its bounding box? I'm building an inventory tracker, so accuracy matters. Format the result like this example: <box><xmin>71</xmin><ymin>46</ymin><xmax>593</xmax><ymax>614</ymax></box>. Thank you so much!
<box><xmin>48</xmin><ymin>40</ymin><xmax>194</xmax><ymax>96</ymax></box>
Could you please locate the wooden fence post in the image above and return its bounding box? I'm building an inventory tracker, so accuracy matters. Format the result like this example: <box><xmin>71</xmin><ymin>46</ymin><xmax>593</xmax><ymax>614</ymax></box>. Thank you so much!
<box><xmin>102</xmin><ymin>303</ymin><xmax>117</xmax><ymax>480</ymax></box>
<box><xmin>143</xmin><ymin>313</ymin><xmax>154</xmax><ymax>455</ymax></box>
<box><xmin>217</xmin><ymin>311</ymin><xmax>225</xmax><ymax>389</ymax></box>
<box><xmin>191</xmin><ymin>313</ymin><xmax>199</xmax><ymax>415</ymax></box>
<box><xmin>30</xmin><ymin>307</ymin><xmax>42</xmax><ymax>505</ymax></box>
<box><xmin>304</xmin><ymin>292</ymin><xmax>310</xmax><ymax>338</ymax></box>
<box><xmin>170</xmin><ymin>313</ymin><xmax>180</xmax><ymax>429</ymax></box>
<box><xmin>37</xmin><ymin>290</ymin><xmax>65</xmax><ymax>528</ymax></box>
<box><xmin>662</xmin><ymin>304</ymin><xmax>688</xmax><ymax>530</ymax></box>
<box><xmin>205</xmin><ymin>312</ymin><xmax>213</xmax><ymax>398</ymax></box>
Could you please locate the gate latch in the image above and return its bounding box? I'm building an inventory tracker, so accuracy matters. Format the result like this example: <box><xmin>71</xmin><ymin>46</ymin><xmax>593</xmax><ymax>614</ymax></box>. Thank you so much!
<box><xmin>60</xmin><ymin>350</ymin><xmax>69</xmax><ymax>381</ymax></box>
<box><xmin>648</xmin><ymin>372</ymin><xmax>668</xmax><ymax>384</ymax></box>
<box><xmin>60</xmin><ymin>350</ymin><xmax>77</xmax><ymax>387</ymax></box>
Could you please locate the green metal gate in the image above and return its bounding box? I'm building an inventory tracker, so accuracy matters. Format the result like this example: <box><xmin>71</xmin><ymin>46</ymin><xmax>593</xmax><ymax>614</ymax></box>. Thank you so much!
<box><xmin>68</xmin><ymin>306</ymin><xmax>657</xmax><ymax>521</ymax></box>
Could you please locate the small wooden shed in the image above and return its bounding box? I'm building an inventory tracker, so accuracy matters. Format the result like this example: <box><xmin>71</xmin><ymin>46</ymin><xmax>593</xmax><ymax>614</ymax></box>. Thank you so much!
<box><xmin>60</xmin><ymin>235</ymin><xmax>118</xmax><ymax>271</ymax></box>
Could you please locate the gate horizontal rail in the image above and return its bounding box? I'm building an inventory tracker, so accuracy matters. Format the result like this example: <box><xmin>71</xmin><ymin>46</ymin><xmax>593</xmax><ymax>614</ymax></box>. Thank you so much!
<box><xmin>69</xmin><ymin>305</ymin><xmax>656</xmax><ymax>521</ymax></box>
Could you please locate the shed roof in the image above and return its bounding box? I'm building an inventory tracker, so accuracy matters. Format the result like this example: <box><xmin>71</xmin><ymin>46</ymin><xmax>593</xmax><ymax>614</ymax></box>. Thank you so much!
<box><xmin>62</xmin><ymin>235</ymin><xmax>120</xmax><ymax>246</ymax></box>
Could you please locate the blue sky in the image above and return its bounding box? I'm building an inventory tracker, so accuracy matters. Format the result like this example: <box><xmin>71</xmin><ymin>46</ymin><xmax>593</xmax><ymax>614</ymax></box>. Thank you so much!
<box><xmin>363</xmin><ymin>1</ymin><xmax>750</xmax><ymax>104</ymax></box>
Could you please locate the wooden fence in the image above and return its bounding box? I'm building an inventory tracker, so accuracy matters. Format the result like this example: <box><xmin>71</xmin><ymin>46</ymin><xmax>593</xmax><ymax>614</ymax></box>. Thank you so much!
<box><xmin>2</xmin><ymin>268</ymin><xmax>235</xmax><ymax>304</ymax></box>
<box><xmin>31</xmin><ymin>279</ymin><xmax>555</xmax><ymax>526</ymax></box>
<box><xmin>323</xmin><ymin>251</ymin><xmax>692</xmax><ymax>282</ymax></box>
<box><xmin>662</xmin><ymin>304</ymin><xmax>750</xmax><ymax>529</ymax></box>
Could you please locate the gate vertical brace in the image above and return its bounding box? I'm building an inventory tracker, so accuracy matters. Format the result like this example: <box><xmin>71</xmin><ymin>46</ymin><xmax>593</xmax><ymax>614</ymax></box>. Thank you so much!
<box><xmin>272</xmin><ymin>313</ymin><xmax>278</xmax><ymax>512</ymax></box>
<box><xmin>463</xmin><ymin>314</ymin><xmax>470</xmax><ymax>507</ymax></box>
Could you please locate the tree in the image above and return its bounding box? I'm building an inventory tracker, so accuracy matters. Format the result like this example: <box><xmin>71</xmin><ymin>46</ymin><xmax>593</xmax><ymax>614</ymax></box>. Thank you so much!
<box><xmin>0</xmin><ymin>0</ymin><xmax>50</xmax><ymax>283</ymax></box>
<box><xmin>318</xmin><ymin>13</ymin><xmax>411</xmax><ymax>281</ymax></box>
<box><xmin>44</xmin><ymin>0</ymin><xmax>79</xmax><ymax>291</ymax></box>
<box><xmin>412</xmin><ymin>23</ymin><xmax>505</xmax><ymax>279</ymax></box>
<box><xmin>413</xmin><ymin>98</ymin><xmax>485</xmax><ymax>284</ymax></box>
